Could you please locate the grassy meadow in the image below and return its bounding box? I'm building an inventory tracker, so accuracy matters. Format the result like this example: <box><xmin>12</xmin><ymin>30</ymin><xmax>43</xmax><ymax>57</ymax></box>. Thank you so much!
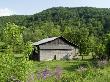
<box><xmin>28</xmin><ymin>57</ymin><xmax>110</xmax><ymax>82</ymax></box>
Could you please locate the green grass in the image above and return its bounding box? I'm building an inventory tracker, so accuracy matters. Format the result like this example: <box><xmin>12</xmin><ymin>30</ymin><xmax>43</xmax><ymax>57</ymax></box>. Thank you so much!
<box><xmin>34</xmin><ymin>60</ymin><xmax>90</xmax><ymax>72</ymax></box>
<box><xmin>29</xmin><ymin>59</ymin><xmax>110</xmax><ymax>82</ymax></box>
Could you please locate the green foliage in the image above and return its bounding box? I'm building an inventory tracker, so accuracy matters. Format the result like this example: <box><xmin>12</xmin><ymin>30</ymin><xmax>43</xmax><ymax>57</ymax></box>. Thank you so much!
<box><xmin>23</xmin><ymin>41</ymin><xmax>33</xmax><ymax>58</ymax></box>
<box><xmin>1</xmin><ymin>7</ymin><xmax>110</xmax><ymax>42</ymax></box>
<box><xmin>63</xmin><ymin>27</ymin><xmax>93</xmax><ymax>59</ymax></box>
<box><xmin>2</xmin><ymin>23</ymin><xmax>24</xmax><ymax>53</ymax></box>
<box><xmin>0</xmin><ymin>53</ymin><xmax>33</xmax><ymax>82</ymax></box>
<box><xmin>0</xmin><ymin>23</ymin><xmax>34</xmax><ymax>81</ymax></box>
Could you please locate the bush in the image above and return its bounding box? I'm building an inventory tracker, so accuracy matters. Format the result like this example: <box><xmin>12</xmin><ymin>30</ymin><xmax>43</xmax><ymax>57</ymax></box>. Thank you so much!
<box><xmin>0</xmin><ymin>53</ymin><xmax>33</xmax><ymax>82</ymax></box>
<box><xmin>0</xmin><ymin>23</ymin><xmax>34</xmax><ymax>81</ymax></box>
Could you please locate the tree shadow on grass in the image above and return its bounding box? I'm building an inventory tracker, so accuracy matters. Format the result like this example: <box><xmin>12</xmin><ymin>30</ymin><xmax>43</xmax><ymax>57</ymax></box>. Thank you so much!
<box><xmin>64</xmin><ymin>64</ymin><xmax>79</xmax><ymax>71</ymax></box>
<box><xmin>64</xmin><ymin>61</ymin><xmax>90</xmax><ymax>72</ymax></box>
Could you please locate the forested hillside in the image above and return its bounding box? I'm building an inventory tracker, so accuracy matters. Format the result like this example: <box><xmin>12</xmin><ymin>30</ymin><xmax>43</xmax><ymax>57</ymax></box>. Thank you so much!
<box><xmin>1</xmin><ymin>7</ymin><xmax>110</xmax><ymax>58</ymax></box>
<box><xmin>1</xmin><ymin>7</ymin><xmax>110</xmax><ymax>39</ymax></box>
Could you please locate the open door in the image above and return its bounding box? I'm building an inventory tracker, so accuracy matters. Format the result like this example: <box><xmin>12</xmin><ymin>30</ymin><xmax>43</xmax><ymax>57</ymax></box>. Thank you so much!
<box><xmin>29</xmin><ymin>48</ymin><xmax>40</xmax><ymax>61</ymax></box>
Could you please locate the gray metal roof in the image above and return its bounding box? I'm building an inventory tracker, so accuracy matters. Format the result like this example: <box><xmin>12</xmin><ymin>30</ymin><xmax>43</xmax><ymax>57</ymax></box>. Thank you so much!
<box><xmin>33</xmin><ymin>36</ymin><xmax>78</xmax><ymax>48</ymax></box>
<box><xmin>33</xmin><ymin>37</ymin><xmax>58</xmax><ymax>45</ymax></box>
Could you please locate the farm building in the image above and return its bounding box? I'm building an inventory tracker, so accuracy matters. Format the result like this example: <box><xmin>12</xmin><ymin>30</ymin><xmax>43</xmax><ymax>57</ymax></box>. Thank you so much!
<box><xmin>31</xmin><ymin>36</ymin><xmax>79</xmax><ymax>61</ymax></box>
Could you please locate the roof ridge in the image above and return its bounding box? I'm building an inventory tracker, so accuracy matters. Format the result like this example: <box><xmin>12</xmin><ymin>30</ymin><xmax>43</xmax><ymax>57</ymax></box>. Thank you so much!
<box><xmin>33</xmin><ymin>37</ymin><xmax>58</xmax><ymax>45</ymax></box>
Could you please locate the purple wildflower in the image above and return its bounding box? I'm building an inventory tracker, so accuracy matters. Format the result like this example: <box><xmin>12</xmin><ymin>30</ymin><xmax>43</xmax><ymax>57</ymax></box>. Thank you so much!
<box><xmin>42</xmin><ymin>68</ymin><xmax>50</xmax><ymax>79</ymax></box>
<box><xmin>36</xmin><ymin>66</ymin><xmax>63</xmax><ymax>80</ymax></box>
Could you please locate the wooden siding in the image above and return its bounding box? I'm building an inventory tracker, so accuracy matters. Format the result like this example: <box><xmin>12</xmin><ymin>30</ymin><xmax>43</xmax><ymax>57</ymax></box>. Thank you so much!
<box><xmin>39</xmin><ymin>45</ymin><xmax>74</xmax><ymax>50</ymax></box>
<box><xmin>39</xmin><ymin>38</ymin><xmax>73</xmax><ymax>50</ymax></box>
<box><xmin>40</xmin><ymin>50</ymin><xmax>73</xmax><ymax>61</ymax></box>
<box><xmin>33</xmin><ymin>37</ymin><xmax>79</xmax><ymax>61</ymax></box>
<box><xmin>39</xmin><ymin>48</ymin><xmax>79</xmax><ymax>61</ymax></box>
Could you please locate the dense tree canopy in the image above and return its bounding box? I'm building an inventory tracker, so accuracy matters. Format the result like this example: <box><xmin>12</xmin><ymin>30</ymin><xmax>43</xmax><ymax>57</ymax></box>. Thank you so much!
<box><xmin>0</xmin><ymin>7</ymin><xmax>110</xmax><ymax>59</ymax></box>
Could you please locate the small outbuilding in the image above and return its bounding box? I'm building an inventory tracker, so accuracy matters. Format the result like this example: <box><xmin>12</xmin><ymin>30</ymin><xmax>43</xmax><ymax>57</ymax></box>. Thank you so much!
<box><xmin>31</xmin><ymin>36</ymin><xmax>79</xmax><ymax>61</ymax></box>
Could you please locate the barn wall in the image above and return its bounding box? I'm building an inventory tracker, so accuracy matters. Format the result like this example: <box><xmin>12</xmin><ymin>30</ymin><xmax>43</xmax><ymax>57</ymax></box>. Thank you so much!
<box><xmin>38</xmin><ymin>38</ymin><xmax>79</xmax><ymax>61</ymax></box>
<box><xmin>39</xmin><ymin>38</ymin><xmax>74</xmax><ymax>49</ymax></box>
<box><xmin>39</xmin><ymin>48</ymin><xmax>78</xmax><ymax>61</ymax></box>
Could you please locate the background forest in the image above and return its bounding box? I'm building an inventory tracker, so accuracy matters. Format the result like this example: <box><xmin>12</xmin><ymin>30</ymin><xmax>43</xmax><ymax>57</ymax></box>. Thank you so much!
<box><xmin>1</xmin><ymin>7</ymin><xmax>110</xmax><ymax>59</ymax></box>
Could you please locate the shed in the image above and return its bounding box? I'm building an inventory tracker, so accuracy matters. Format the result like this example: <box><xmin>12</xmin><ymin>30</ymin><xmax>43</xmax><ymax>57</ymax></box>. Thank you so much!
<box><xmin>31</xmin><ymin>36</ymin><xmax>79</xmax><ymax>61</ymax></box>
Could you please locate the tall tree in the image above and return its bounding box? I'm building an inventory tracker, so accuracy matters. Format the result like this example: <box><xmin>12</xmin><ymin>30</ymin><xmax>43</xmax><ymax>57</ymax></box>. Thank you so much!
<box><xmin>2</xmin><ymin>23</ymin><xmax>24</xmax><ymax>53</ymax></box>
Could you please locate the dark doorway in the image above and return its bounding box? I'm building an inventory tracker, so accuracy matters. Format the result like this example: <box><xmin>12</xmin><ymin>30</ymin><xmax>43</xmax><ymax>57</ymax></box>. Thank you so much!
<box><xmin>29</xmin><ymin>49</ymin><xmax>40</xmax><ymax>61</ymax></box>
<box><xmin>54</xmin><ymin>55</ymin><xmax>56</xmax><ymax>60</ymax></box>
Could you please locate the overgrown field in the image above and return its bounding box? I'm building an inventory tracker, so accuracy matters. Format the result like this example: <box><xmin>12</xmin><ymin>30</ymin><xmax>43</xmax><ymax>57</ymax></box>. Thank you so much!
<box><xmin>28</xmin><ymin>59</ymin><xmax>110</xmax><ymax>82</ymax></box>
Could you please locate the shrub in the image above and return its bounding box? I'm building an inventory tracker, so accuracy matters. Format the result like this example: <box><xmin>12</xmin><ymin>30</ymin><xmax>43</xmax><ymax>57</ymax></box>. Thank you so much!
<box><xmin>0</xmin><ymin>53</ymin><xmax>33</xmax><ymax>82</ymax></box>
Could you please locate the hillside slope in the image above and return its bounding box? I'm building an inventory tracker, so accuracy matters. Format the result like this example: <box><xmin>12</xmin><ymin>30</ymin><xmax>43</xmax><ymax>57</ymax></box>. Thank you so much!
<box><xmin>0</xmin><ymin>7</ymin><xmax>110</xmax><ymax>41</ymax></box>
